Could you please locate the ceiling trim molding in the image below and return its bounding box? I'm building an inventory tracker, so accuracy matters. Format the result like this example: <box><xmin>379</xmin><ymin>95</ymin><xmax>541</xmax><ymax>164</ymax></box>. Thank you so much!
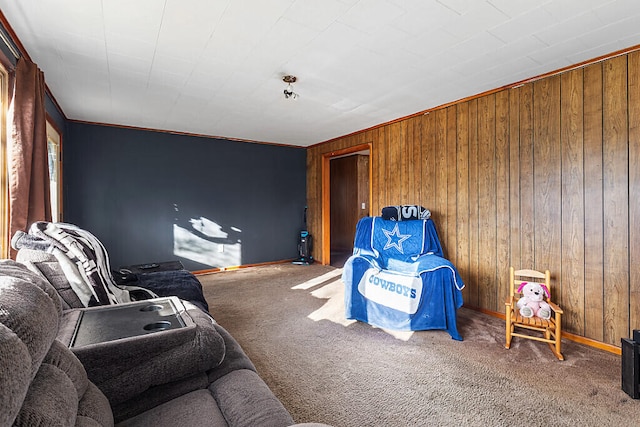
<box><xmin>310</xmin><ymin>43</ymin><xmax>640</xmax><ymax>150</ymax></box>
<box><xmin>67</xmin><ymin>119</ymin><xmax>305</xmax><ymax>149</ymax></box>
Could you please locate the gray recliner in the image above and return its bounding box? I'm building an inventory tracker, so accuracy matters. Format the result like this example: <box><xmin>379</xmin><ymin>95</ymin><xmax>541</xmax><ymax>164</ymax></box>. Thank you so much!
<box><xmin>0</xmin><ymin>259</ymin><xmax>303</xmax><ymax>426</ymax></box>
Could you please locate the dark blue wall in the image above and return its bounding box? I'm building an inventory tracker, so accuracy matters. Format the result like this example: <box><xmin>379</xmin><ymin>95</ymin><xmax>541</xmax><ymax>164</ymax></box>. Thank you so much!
<box><xmin>63</xmin><ymin>122</ymin><xmax>307</xmax><ymax>271</ymax></box>
<box><xmin>45</xmin><ymin>94</ymin><xmax>65</xmax><ymax>131</ymax></box>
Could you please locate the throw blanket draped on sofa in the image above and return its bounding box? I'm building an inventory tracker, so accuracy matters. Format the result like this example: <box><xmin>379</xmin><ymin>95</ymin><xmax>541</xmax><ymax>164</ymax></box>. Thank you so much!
<box><xmin>343</xmin><ymin>217</ymin><xmax>464</xmax><ymax>340</ymax></box>
<box><xmin>12</xmin><ymin>222</ymin><xmax>156</xmax><ymax>307</ymax></box>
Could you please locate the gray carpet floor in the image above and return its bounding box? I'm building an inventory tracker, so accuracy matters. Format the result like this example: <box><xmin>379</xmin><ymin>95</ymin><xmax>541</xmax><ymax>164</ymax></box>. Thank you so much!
<box><xmin>199</xmin><ymin>263</ymin><xmax>640</xmax><ymax>427</ymax></box>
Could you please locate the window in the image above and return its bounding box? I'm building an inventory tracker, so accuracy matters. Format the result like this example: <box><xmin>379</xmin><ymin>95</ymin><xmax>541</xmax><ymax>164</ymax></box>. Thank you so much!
<box><xmin>46</xmin><ymin>119</ymin><xmax>62</xmax><ymax>222</ymax></box>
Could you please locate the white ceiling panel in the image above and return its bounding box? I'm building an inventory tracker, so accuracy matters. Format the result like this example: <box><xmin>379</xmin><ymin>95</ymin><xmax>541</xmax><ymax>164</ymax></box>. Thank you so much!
<box><xmin>337</xmin><ymin>0</ymin><xmax>405</xmax><ymax>33</ymax></box>
<box><xmin>1</xmin><ymin>0</ymin><xmax>639</xmax><ymax>146</ymax></box>
<box><xmin>594</xmin><ymin>0</ymin><xmax>640</xmax><ymax>24</ymax></box>
<box><xmin>534</xmin><ymin>10</ymin><xmax>602</xmax><ymax>46</ymax></box>
<box><xmin>102</xmin><ymin>1</ymin><xmax>164</xmax><ymax>43</ymax></box>
<box><xmin>389</xmin><ymin>1</ymin><xmax>459</xmax><ymax>37</ymax></box>
<box><xmin>487</xmin><ymin>0</ymin><xmax>547</xmax><ymax>19</ymax></box>
<box><xmin>488</xmin><ymin>6</ymin><xmax>554</xmax><ymax>43</ymax></box>
<box><xmin>446</xmin><ymin>2</ymin><xmax>509</xmax><ymax>40</ymax></box>
<box><xmin>403</xmin><ymin>28</ymin><xmax>461</xmax><ymax>59</ymax></box>
<box><xmin>543</xmin><ymin>0</ymin><xmax>613</xmax><ymax>22</ymax></box>
<box><xmin>285</xmin><ymin>0</ymin><xmax>347</xmax><ymax>31</ymax></box>
<box><xmin>437</xmin><ymin>0</ymin><xmax>479</xmax><ymax>16</ymax></box>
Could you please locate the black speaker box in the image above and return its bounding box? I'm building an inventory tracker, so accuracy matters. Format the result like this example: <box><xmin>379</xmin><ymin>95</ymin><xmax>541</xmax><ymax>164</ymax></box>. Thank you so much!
<box><xmin>622</xmin><ymin>330</ymin><xmax>640</xmax><ymax>399</ymax></box>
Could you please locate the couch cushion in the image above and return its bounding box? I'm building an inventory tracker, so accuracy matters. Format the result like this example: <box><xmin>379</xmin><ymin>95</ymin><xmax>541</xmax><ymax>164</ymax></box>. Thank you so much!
<box><xmin>13</xmin><ymin>362</ymin><xmax>79</xmax><ymax>426</ymax></box>
<box><xmin>1</xmin><ymin>260</ymin><xmax>114</xmax><ymax>427</ymax></box>
<box><xmin>111</xmin><ymin>372</ymin><xmax>210</xmax><ymax>423</ymax></box>
<box><xmin>13</xmin><ymin>338</ymin><xmax>114</xmax><ymax>427</ymax></box>
<box><xmin>44</xmin><ymin>339</ymin><xmax>90</xmax><ymax>397</ymax></box>
<box><xmin>46</xmin><ymin>339</ymin><xmax>113</xmax><ymax>426</ymax></box>
<box><xmin>0</xmin><ymin>261</ymin><xmax>60</xmax><ymax>426</ymax></box>
<box><xmin>0</xmin><ymin>260</ymin><xmax>61</xmax><ymax>375</ymax></box>
<box><xmin>115</xmin><ymin>389</ymin><xmax>227</xmax><ymax>427</ymax></box>
<box><xmin>0</xmin><ymin>325</ymin><xmax>33</xmax><ymax>426</ymax></box>
<box><xmin>2</xmin><ymin>331</ymin><xmax>114</xmax><ymax>427</ymax></box>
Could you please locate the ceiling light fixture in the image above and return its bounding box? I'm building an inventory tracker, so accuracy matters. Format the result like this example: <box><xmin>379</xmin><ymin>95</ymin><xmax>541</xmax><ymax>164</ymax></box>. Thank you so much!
<box><xmin>283</xmin><ymin>75</ymin><xmax>299</xmax><ymax>100</ymax></box>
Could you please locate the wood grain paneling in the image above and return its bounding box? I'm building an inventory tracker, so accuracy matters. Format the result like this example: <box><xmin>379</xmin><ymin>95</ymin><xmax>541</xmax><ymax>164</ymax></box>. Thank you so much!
<box><xmin>629</xmin><ymin>51</ymin><xmax>640</xmax><ymax>334</ymax></box>
<box><xmin>533</xmin><ymin>76</ymin><xmax>562</xmax><ymax>292</ymax></box>
<box><xmin>420</xmin><ymin>113</ymin><xmax>436</xmax><ymax>214</ymax></box>
<box><xmin>307</xmin><ymin>48</ymin><xmax>640</xmax><ymax>347</ymax></box>
<box><xmin>456</xmin><ymin>103</ymin><xmax>470</xmax><ymax>295</ymax></box>
<box><xmin>434</xmin><ymin>109</ymin><xmax>448</xmax><ymax>257</ymax></box>
<box><xmin>477</xmin><ymin>95</ymin><xmax>496</xmax><ymax>310</ymax></box>
<box><xmin>508</xmin><ymin>88</ymin><xmax>521</xmax><ymax>277</ymax></box>
<box><xmin>467</xmin><ymin>100</ymin><xmax>479</xmax><ymax>307</ymax></box>
<box><xmin>561</xmin><ymin>68</ymin><xmax>586</xmax><ymax>334</ymax></box>
<box><xmin>602</xmin><ymin>56</ymin><xmax>629</xmax><ymax>345</ymax></box>
<box><xmin>375</xmin><ymin>127</ymin><xmax>387</xmax><ymax>209</ymax></box>
<box><xmin>495</xmin><ymin>90</ymin><xmax>510</xmax><ymax>306</ymax></box>
<box><xmin>446</xmin><ymin>106</ymin><xmax>457</xmax><ymax>265</ymax></box>
<box><xmin>357</xmin><ymin>155</ymin><xmax>369</xmax><ymax>219</ymax></box>
<box><xmin>389</xmin><ymin>121</ymin><xmax>402</xmax><ymax>204</ymax></box>
<box><xmin>400</xmin><ymin>120</ymin><xmax>411</xmax><ymax>204</ymax></box>
<box><xmin>583</xmin><ymin>62</ymin><xmax>605</xmax><ymax>342</ymax></box>
<box><xmin>519</xmin><ymin>83</ymin><xmax>535</xmax><ymax>269</ymax></box>
<box><xmin>403</xmin><ymin>117</ymin><xmax>415</xmax><ymax>202</ymax></box>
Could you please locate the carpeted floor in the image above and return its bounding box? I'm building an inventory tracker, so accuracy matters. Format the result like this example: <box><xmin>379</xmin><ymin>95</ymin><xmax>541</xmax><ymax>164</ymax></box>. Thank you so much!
<box><xmin>198</xmin><ymin>263</ymin><xmax>640</xmax><ymax>427</ymax></box>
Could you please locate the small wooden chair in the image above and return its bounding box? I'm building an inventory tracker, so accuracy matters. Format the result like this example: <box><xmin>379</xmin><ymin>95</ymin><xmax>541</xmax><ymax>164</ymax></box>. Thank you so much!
<box><xmin>505</xmin><ymin>267</ymin><xmax>564</xmax><ymax>360</ymax></box>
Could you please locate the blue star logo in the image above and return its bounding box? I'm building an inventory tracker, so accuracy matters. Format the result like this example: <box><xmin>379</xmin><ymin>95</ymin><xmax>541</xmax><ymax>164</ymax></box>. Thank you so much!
<box><xmin>382</xmin><ymin>223</ymin><xmax>411</xmax><ymax>254</ymax></box>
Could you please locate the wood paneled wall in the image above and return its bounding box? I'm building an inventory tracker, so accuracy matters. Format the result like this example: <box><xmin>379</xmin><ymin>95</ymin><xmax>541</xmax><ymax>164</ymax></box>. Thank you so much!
<box><xmin>307</xmin><ymin>50</ymin><xmax>640</xmax><ymax>347</ymax></box>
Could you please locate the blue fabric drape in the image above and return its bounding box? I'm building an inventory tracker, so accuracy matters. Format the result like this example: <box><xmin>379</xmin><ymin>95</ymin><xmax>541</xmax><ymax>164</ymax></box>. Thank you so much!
<box><xmin>343</xmin><ymin>217</ymin><xmax>464</xmax><ymax>340</ymax></box>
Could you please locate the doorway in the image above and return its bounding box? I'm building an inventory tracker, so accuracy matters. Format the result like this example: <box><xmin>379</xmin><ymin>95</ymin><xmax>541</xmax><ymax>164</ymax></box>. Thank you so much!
<box><xmin>321</xmin><ymin>143</ymin><xmax>371</xmax><ymax>267</ymax></box>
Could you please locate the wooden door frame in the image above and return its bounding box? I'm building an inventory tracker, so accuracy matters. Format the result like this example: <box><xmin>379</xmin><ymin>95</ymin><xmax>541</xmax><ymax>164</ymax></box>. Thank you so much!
<box><xmin>321</xmin><ymin>142</ymin><xmax>372</xmax><ymax>265</ymax></box>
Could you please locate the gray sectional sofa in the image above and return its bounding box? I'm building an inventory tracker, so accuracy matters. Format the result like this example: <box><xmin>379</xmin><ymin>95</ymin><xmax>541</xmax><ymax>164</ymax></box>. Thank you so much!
<box><xmin>0</xmin><ymin>256</ymin><xmax>327</xmax><ymax>426</ymax></box>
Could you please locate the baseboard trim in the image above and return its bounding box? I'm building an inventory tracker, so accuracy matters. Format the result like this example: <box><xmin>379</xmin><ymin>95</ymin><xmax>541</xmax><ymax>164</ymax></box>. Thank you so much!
<box><xmin>464</xmin><ymin>305</ymin><xmax>622</xmax><ymax>356</ymax></box>
<box><xmin>193</xmin><ymin>259</ymin><xmax>294</xmax><ymax>275</ymax></box>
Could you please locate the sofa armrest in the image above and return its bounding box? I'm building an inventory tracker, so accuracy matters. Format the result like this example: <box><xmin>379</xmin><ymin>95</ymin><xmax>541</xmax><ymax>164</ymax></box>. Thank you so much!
<box><xmin>209</xmin><ymin>369</ymin><xmax>294</xmax><ymax>427</ymax></box>
<box><xmin>60</xmin><ymin>300</ymin><xmax>226</xmax><ymax>407</ymax></box>
<box><xmin>207</xmin><ymin>323</ymin><xmax>257</xmax><ymax>383</ymax></box>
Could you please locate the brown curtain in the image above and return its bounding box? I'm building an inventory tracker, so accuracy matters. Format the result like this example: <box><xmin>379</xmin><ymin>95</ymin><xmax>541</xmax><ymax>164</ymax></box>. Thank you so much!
<box><xmin>8</xmin><ymin>57</ymin><xmax>50</xmax><ymax>258</ymax></box>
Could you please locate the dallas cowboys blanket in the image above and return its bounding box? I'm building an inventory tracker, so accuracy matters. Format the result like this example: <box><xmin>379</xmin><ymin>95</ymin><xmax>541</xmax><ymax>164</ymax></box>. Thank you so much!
<box><xmin>352</xmin><ymin>216</ymin><xmax>443</xmax><ymax>261</ymax></box>
<box><xmin>343</xmin><ymin>217</ymin><xmax>464</xmax><ymax>340</ymax></box>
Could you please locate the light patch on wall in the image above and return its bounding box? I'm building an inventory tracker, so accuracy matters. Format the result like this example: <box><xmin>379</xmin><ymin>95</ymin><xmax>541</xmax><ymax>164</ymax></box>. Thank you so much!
<box><xmin>173</xmin><ymin>217</ymin><xmax>242</xmax><ymax>267</ymax></box>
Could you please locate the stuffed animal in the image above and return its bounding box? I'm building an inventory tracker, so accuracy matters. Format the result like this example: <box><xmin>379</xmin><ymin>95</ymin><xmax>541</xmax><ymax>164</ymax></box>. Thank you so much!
<box><xmin>516</xmin><ymin>281</ymin><xmax>551</xmax><ymax>319</ymax></box>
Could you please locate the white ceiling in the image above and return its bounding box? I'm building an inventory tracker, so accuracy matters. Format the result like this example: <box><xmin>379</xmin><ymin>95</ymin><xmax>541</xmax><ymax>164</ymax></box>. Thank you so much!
<box><xmin>1</xmin><ymin>0</ymin><xmax>640</xmax><ymax>147</ymax></box>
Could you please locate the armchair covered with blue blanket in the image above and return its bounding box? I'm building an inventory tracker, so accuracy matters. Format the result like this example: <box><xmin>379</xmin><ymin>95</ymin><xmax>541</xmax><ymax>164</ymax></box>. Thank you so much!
<box><xmin>342</xmin><ymin>216</ymin><xmax>465</xmax><ymax>340</ymax></box>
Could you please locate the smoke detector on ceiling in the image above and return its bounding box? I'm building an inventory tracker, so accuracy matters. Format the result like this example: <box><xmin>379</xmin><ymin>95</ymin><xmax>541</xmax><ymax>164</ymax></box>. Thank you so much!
<box><xmin>283</xmin><ymin>75</ymin><xmax>299</xmax><ymax>100</ymax></box>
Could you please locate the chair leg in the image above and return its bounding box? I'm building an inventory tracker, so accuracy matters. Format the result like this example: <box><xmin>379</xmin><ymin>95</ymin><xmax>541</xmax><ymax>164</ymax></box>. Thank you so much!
<box><xmin>548</xmin><ymin>341</ymin><xmax>564</xmax><ymax>361</ymax></box>
<box><xmin>505</xmin><ymin>311</ymin><xmax>512</xmax><ymax>349</ymax></box>
<box><xmin>553</xmin><ymin>311</ymin><xmax>563</xmax><ymax>360</ymax></box>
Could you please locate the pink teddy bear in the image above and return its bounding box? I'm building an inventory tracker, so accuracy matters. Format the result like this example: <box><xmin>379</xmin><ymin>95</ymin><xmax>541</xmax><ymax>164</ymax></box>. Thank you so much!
<box><xmin>516</xmin><ymin>281</ymin><xmax>551</xmax><ymax>320</ymax></box>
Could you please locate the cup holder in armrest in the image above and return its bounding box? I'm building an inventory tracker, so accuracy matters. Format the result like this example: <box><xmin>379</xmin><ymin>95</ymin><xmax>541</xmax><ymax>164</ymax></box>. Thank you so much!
<box><xmin>140</xmin><ymin>304</ymin><xmax>164</xmax><ymax>312</ymax></box>
<box><xmin>70</xmin><ymin>297</ymin><xmax>188</xmax><ymax>347</ymax></box>
<box><xmin>143</xmin><ymin>321</ymin><xmax>172</xmax><ymax>331</ymax></box>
